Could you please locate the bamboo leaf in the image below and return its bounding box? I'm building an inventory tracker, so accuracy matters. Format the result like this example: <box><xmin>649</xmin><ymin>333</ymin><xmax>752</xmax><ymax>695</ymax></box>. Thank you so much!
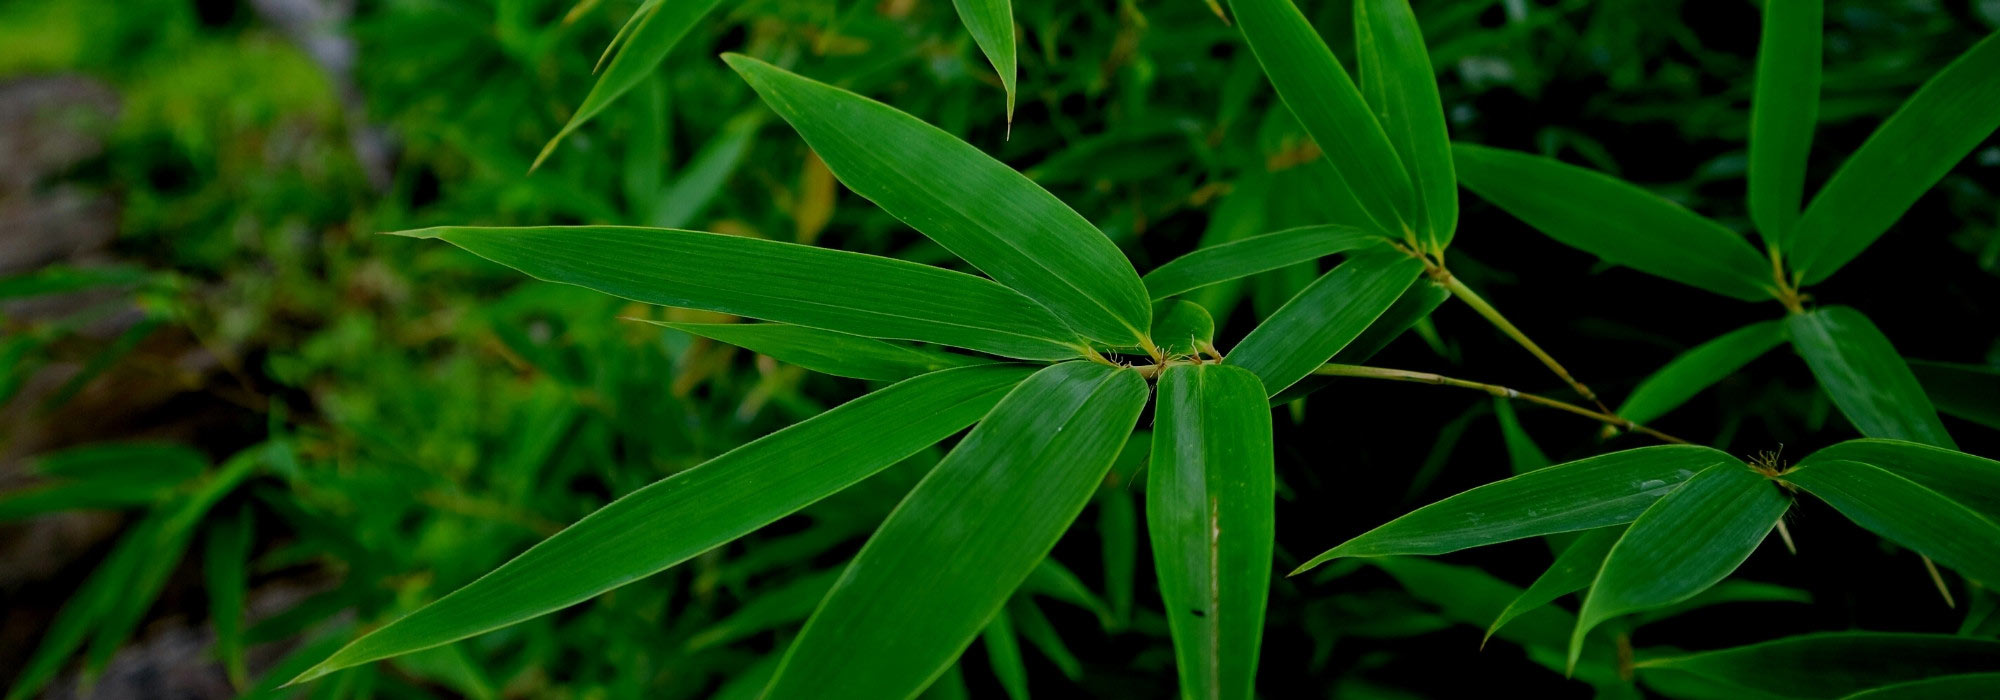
<box><xmin>951</xmin><ymin>0</ymin><xmax>1016</xmax><ymax>121</ymax></box>
<box><xmin>1010</xmin><ymin>599</ymin><xmax>1083</xmax><ymax>681</ymax></box>
<box><xmin>982</xmin><ymin>609</ymin><xmax>1030</xmax><ymax>700</ymax></box>
<box><xmin>1635</xmin><ymin>632</ymin><xmax>2000</xmax><ymax>698</ymax></box>
<box><xmin>288</xmin><ymin>365</ymin><xmax>1034</xmax><ymax>684</ymax></box>
<box><xmin>1747</xmin><ymin>0</ymin><xmax>1822</xmax><ymax>242</ymax></box>
<box><xmin>640</xmin><ymin>321</ymin><xmax>988</xmax><ymax>381</ymax></box>
<box><xmin>1485</xmin><ymin>526</ymin><xmax>1621</xmax><ymax>645</ymax></box>
<box><xmin>1572</xmin><ymin>462</ymin><xmax>1789</xmax><ymax>668</ymax></box>
<box><xmin>1492</xmin><ymin>398</ymin><xmax>1552</xmax><ymax>475</ymax></box>
<box><xmin>1149</xmin><ymin>364</ymin><xmax>1274</xmax><ymax>700</ymax></box>
<box><xmin>1789</xmin><ymin>32</ymin><xmax>2000</xmax><ymax>283</ymax></box>
<box><xmin>1328</xmin><ymin>276</ymin><xmax>1449</xmax><ymax>366</ymax></box>
<box><xmin>1452</xmin><ymin>144</ymin><xmax>1773</xmax><ymax>301</ymax></box>
<box><xmin>1143</xmin><ymin>226</ymin><xmax>1390</xmax><ymax>300</ymax></box>
<box><xmin>395</xmin><ymin>226</ymin><xmax>1083</xmax><ymax>360</ymax></box>
<box><xmin>1800</xmin><ymin>439</ymin><xmax>2000</xmax><ymax>522</ymax></box>
<box><xmin>206</xmin><ymin>503</ymin><xmax>254</xmax><ymax>689</ymax></box>
<box><xmin>725</xmin><ymin>55</ymin><xmax>1152</xmax><ymax>346</ymax></box>
<box><xmin>1149</xmin><ymin>301</ymin><xmax>1216</xmax><ymax>357</ymax></box>
<box><xmin>1355</xmin><ymin>0</ymin><xmax>1457</xmax><ymax>249</ymax></box>
<box><xmin>1295</xmin><ymin>445</ymin><xmax>1734</xmax><ymax>572</ymax></box>
<box><xmin>1908</xmin><ymin>360</ymin><xmax>2000</xmax><ymax>431</ymax></box>
<box><xmin>1618</xmin><ymin>320</ymin><xmax>1788</xmax><ymax>426</ymax></box>
<box><xmin>1782</xmin><ymin>459</ymin><xmax>2000</xmax><ymax>587</ymax></box>
<box><xmin>1786</xmin><ymin>306</ymin><xmax>1954</xmax><ymax>448</ymax></box>
<box><xmin>762</xmin><ymin>362</ymin><xmax>1147</xmax><ymax>699</ymax></box>
<box><xmin>1227</xmin><ymin>249</ymin><xmax>1425</xmax><ymax>396</ymax></box>
<box><xmin>534</xmin><ymin>0</ymin><xmax>728</xmax><ymax>169</ymax></box>
<box><xmin>1841</xmin><ymin>673</ymin><xmax>2000</xmax><ymax>699</ymax></box>
<box><xmin>1229</xmin><ymin>0</ymin><xmax>1418</xmax><ymax>237</ymax></box>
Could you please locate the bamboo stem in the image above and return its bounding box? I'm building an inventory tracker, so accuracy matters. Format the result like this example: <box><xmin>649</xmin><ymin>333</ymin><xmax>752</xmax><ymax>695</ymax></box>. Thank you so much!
<box><xmin>1436</xmin><ymin>273</ymin><xmax>1611</xmax><ymax>413</ymax></box>
<box><xmin>1311</xmin><ymin>363</ymin><xmax>1690</xmax><ymax>445</ymax></box>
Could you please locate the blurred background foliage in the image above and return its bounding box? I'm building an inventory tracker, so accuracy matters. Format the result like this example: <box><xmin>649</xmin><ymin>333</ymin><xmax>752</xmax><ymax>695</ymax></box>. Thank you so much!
<box><xmin>1</xmin><ymin>0</ymin><xmax>1997</xmax><ymax>697</ymax></box>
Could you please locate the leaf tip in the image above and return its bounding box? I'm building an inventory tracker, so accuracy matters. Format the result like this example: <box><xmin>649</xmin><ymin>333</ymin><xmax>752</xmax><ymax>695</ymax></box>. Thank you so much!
<box><xmin>379</xmin><ymin>228</ymin><xmax>448</xmax><ymax>240</ymax></box>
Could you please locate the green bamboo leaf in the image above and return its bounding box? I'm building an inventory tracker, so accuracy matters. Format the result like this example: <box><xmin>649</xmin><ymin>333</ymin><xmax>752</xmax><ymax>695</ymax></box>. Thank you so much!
<box><xmin>1227</xmin><ymin>249</ymin><xmax>1425</xmax><ymax>396</ymax></box>
<box><xmin>1010</xmin><ymin>599</ymin><xmax>1083</xmax><ymax>680</ymax></box>
<box><xmin>394</xmin><ymin>226</ymin><xmax>1083</xmax><ymax>361</ymax></box>
<box><xmin>1492</xmin><ymin>397</ymin><xmax>1552</xmax><ymax>475</ymax></box>
<box><xmin>0</xmin><ymin>443</ymin><xmax>210</xmax><ymax>521</ymax></box>
<box><xmin>1452</xmin><ymin>144</ymin><xmax>1774</xmax><ymax>301</ymax></box>
<box><xmin>6</xmin><ymin>514</ymin><xmax>159</xmax><ymax>700</ymax></box>
<box><xmin>1747</xmin><ymin>0</ymin><xmax>1822</xmax><ymax>242</ymax></box>
<box><xmin>206</xmin><ymin>503</ymin><xmax>254</xmax><ymax>688</ymax></box>
<box><xmin>1618</xmin><ymin>320</ymin><xmax>1788</xmax><ymax>426</ymax></box>
<box><xmin>982</xmin><ymin>610</ymin><xmax>1030</xmax><ymax>700</ymax></box>
<box><xmin>725</xmin><ymin>55</ymin><xmax>1152</xmax><ymax>347</ymax></box>
<box><xmin>288</xmin><ymin>365</ymin><xmax>1034</xmax><ymax>685</ymax></box>
<box><xmin>639</xmin><ymin>321</ymin><xmax>988</xmax><ymax>381</ymax></box>
<box><xmin>1786</xmin><ymin>306</ymin><xmax>1954</xmax><ymax>448</ymax></box>
<box><xmin>1142</xmin><ymin>226</ymin><xmax>1389</xmax><ymax>300</ymax></box>
<box><xmin>532</xmin><ymin>0</ymin><xmax>728</xmax><ymax>170</ymax></box>
<box><xmin>1842</xmin><ymin>673</ymin><xmax>2000</xmax><ymax>699</ymax></box>
<box><xmin>1097</xmin><ymin>484</ymin><xmax>1137</xmax><ymax>629</ymax></box>
<box><xmin>951</xmin><ymin>0</ymin><xmax>1016</xmax><ymax>122</ymax></box>
<box><xmin>1782</xmin><ymin>459</ymin><xmax>2000</xmax><ymax>587</ymax></box>
<box><xmin>1149</xmin><ymin>364</ymin><xmax>1274</xmax><ymax>700</ymax></box>
<box><xmin>1572</xmin><ymin>462</ymin><xmax>1789</xmax><ymax>669</ymax></box>
<box><xmin>1484</xmin><ymin>526</ymin><xmax>1621</xmax><ymax>645</ymax></box>
<box><xmin>1789</xmin><ymin>32</ymin><xmax>2000</xmax><ymax>283</ymax></box>
<box><xmin>1229</xmin><ymin>0</ymin><xmax>1418</xmax><ymax>237</ymax></box>
<box><xmin>1149</xmin><ymin>301</ymin><xmax>1216</xmax><ymax>357</ymax></box>
<box><xmin>1800</xmin><ymin>439</ymin><xmax>2000</xmax><ymax>522</ymax></box>
<box><xmin>686</xmin><ymin>570</ymin><xmax>840</xmax><ymax>651</ymax></box>
<box><xmin>762</xmin><ymin>362</ymin><xmax>1147</xmax><ymax>699</ymax></box>
<box><xmin>1355</xmin><ymin>0</ymin><xmax>1456</xmax><ymax>249</ymax></box>
<box><xmin>652</xmin><ymin>110</ymin><xmax>765</xmax><ymax>229</ymax></box>
<box><xmin>1635</xmin><ymin>632</ymin><xmax>2000</xmax><ymax>698</ymax></box>
<box><xmin>1295</xmin><ymin>445</ymin><xmax>1733</xmax><ymax>572</ymax></box>
<box><xmin>1908</xmin><ymin>360</ymin><xmax>2000</xmax><ymax>431</ymax></box>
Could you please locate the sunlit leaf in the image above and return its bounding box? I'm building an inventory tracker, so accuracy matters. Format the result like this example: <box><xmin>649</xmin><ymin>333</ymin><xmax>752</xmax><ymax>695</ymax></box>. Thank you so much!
<box><xmin>1782</xmin><ymin>459</ymin><xmax>2000</xmax><ymax>586</ymax></box>
<box><xmin>1635</xmin><ymin>632</ymin><xmax>2000</xmax><ymax>698</ymax></box>
<box><xmin>1228</xmin><ymin>249</ymin><xmax>1424</xmax><ymax>396</ymax></box>
<box><xmin>1787</xmin><ymin>306</ymin><xmax>1953</xmax><ymax>448</ymax></box>
<box><xmin>1355</xmin><ymin>0</ymin><xmax>1456</xmax><ymax>249</ymax></box>
<box><xmin>1143</xmin><ymin>226</ymin><xmax>1390</xmax><ymax>300</ymax></box>
<box><xmin>1618</xmin><ymin>320</ymin><xmax>1788</xmax><ymax>426</ymax></box>
<box><xmin>1747</xmin><ymin>0</ymin><xmax>1821</xmax><ymax>242</ymax></box>
<box><xmin>641</xmin><ymin>321</ymin><xmax>988</xmax><ymax>381</ymax></box>
<box><xmin>762</xmin><ymin>362</ymin><xmax>1147</xmax><ymax>699</ymax></box>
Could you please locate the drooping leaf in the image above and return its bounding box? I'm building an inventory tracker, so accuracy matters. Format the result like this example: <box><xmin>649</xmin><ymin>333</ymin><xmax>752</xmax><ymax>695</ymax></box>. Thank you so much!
<box><xmin>640</xmin><ymin>321</ymin><xmax>988</xmax><ymax>381</ymax></box>
<box><xmin>288</xmin><ymin>365</ymin><xmax>1034</xmax><ymax>684</ymax></box>
<box><xmin>393</xmin><ymin>226</ymin><xmax>1083</xmax><ymax>360</ymax></box>
<box><xmin>951</xmin><ymin>0</ymin><xmax>1016</xmax><ymax>121</ymax></box>
<box><xmin>1354</xmin><ymin>0</ymin><xmax>1456</xmax><ymax>249</ymax></box>
<box><xmin>1572</xmin><ymin>462</ymin><xmax>1789</xmax><ymax>668</ymax></box>
<box><xmin>725</xmin><ymin>55</ymin><xmax>1152</xmax><ymax>346</ymax></box>
<box><xmin>1841</xmin><ymin>673</ymin><xmax>2000</xmax><ymax>699</ymax></box>
<box><xmin>982</xmin><ymin>609</ymin><xmax>1029</xmax><ymax>700</ymax></box>
<box><xmin>1799</xmin><ymin>439</ymin><xmax>2000</xmax><ymax>521</ymax></box>
<box><xmin>1009</xmin><ymin>599</ymin><xmax>1083</xmax><ymax>680</ymax></box>
<box><xmin>206</xmin><ymin>503</ymin><xmax>254</xmax><ymax>688</ymax></box>
<box><xmin>762</xmin><ymin>362</ymin><xmax>1147</xmax><ymax>699</ymax></box>
<box><xmin>1618</xmin><ymin>320</ymin><xmax>1788</xmax><ymax>426</ymax></box>
<box><xmin>1782</xmin><ymin>459</ymin><xmax>2000</xmax><ymax>587</ymax></box>
<box><xmin>1228</xmin><ymin>249</ymin><xmax>1424</xmax><ymax>396</ymax></box>
<box><xmin>1788</xmin><ymin>32</ymin><xmax>2000</xmax><ymax>283</ymax></box>
<box><xmin>1229</xmin><ymin>0</ymin><xmax>1418</xmax><ymax>237</ymax></box>
<box><xmin>1146</xmin><ymin>226</ymin><xmax>1390</xmax><ymax>302</ymax></box>
<box><xmin>1485</xmin><ymin>526</ymin><xmax>1621</xmax><ymax>645</ymax></box>
<box><xmin>1747</xmin><ymin>0</ymin><xmax>1822</xmax><ymax>242</ymax></box>
<box><xmin>534</xmin><ymin>0</ymin><xmax>729</xmax><ymax>169</ymax></box>
<box><xmin>1149</xmin><ymin>364</ymin><xmax>1274</xmax><ymax>700</ymax></box>
<box><xmin>1452</xmin><ymin>143</ymin><xmax>1773</xmax><ymax>301</ymax></box>
<box><xmin>1491</xmin><ymin>397</ymin><xmax>1552</xmax><ymax>475</ymax></box>
<box><xmin>1097</xmin><ymin>484</ymin><xmax>1138</xmax><ymax>629</ymax></box>
<box><xmin>1635</xmin><ymin>632</ymin><xmax>2000</xmax><ymax>699</ymax></box>
<box><xmin>1295</xmin><ymin>445</ymin><xmax>1733</xmax><ymax>572</ymax></box>
<box><xmin>1150</xmin><ymin>300</ymin><xmax>1217</xmax><ymax>357</ymax></box>
<box><xmin>1908</xmin><ymin>359</ymin><xmax>2000</xmax><ymax>431</ymax></box>
<box><xmin>1786</xmin><ymin>306</ymin><xmax>1954</xmax><ymax>448</ymax></box>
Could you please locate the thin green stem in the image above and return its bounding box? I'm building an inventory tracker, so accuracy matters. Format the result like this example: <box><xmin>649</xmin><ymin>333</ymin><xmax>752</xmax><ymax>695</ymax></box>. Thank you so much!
<box><xmin>1433</xmin><ymin>272</ymin><xmax>1610</xmax><ymax>413</ymax></box>
<box><xmin>1311</xmin><ymin>363</ymin><xmax>1690</xmax><ymax>445</ymax></box>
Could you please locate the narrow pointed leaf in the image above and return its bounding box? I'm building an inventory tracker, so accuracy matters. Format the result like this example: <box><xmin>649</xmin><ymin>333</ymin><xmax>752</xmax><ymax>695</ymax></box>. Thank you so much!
<box><xmin>1143</xmin><ymin>226</ymin><xmax>1389</xmax><ymax>300</ymax></box>
<box><xmin>1635</xmin><ymin>632</ymin><xmax>2000</xmax><ymax>699</ymax></box>
<box><xmin>1789</xmin><ymin>32</ymin><xmax>2000</xmax><ymax>283</ymax></box>
<box><xmin>1572</xmin><ymin>462</ymin><xmax>1789</xmax><ymax>667</ymax></box>
<box><xmin>1296</xmin><ymin>445</ymin><xmax>1733</xmax><ymax>571</ymax></box>
<box><xmin>1010</xmin><ymin>600</ymin><xmax>1083</xmax><ymax>681</ymax></box>
<box><xmin>1329</xmin><ymin>276</ymin><xmax>1449</xmax><ymax>366</ymax></box>
<box><xmin>395</xmin><ymin>226</ymin><xmax>1082</xmax><ymax>360</ymax></box>
<box><xmin>1492</xmin><ymin>398</ymin><xmax>1552</xmax><ymax>475</ymax></box>
<box><xmin>1149</xmin><ymin>364</ymin><xmax>1274</xmax><ymax>700</ymax></box>
<box><xmin>534</xmin><ymin>0</ymin><xmax>728</xmax><ymax>169</ymax></box>
<box><xmin>1747</xmin><ymin>0</ymin><xmax>1821</xmax><ymax>242</ymax></box>
<box><xmin>1453</xmin><ymin>144</ymin><xmax>1773</xmax><ymax>301</ymax></box>
<box><xmin>1908</xmin><ymin>360</ymin><xmax>2000</xmax><ymax>431</ymax></box>
<box><xmin>1618</xmin><ymin>320</ymin><xmax>1788</xmax><ymax>426</ymax></box>
<box><xmin>1355</xmin><ymin>0</ymin><xmax>1456</xmax><ymax>249</ymax></box>
<box><xmin>1786</xmin><ymin>306</ymin><xmax>1953</xmax><ymax>448</ymax></box>
<box><xmin>982</xmin><ymin>610</ymin><xmax>1029</xmax><ymax>700</ymax></box>
<box><xmin>1485</xmin><ymin>526</ymin><xmax>1622</xmax><ymax>644</ymax></box>
<box><xmin>1228</xmin><ymin>249</ymin><xmax>1424</xmax><ymax>396</ymax></box>
<box><xmin>1150</xmin><ymin>301</ymin><xmax>1216</xmax><ymax>357</ymax></box>
<box><xmin>762</xmin><ymin>362</ymin><xmax>1147</xmax><ymax>699</ymax></box>
<box><xmin>951</xmin><ymin>0</ymin><xmax>1016</xmax><ymax>121</ymax></box>
<box><xmin>1800</xmin><ymin>439</ymin><xmax>2000</xmax><ymax>521</ymax></box>
<box><xmin>1229</xmin><ymin>0</ymin><xmax>1417</xmax><ymax>236</ymax></box>
<box><xmin>1783</xmin><ymin>459</ymin><xmax>2000</xmax><ymax>587</ymax></box>
<box><xmin>206</xmin><ymin>503</ymin><xmax>254</xmax><ymax>688</ymax></box>
<box><xmin>1842</xmin><ymin>673</ymin><xmax>2000</xmax><ymax>699</ymax></box>
<box><xmin>725</xmin><ymin>55</ymin><xmax>1151</xmax><ymax>346</ymax></box>
<box><xmin>641</xmin><ymin>321</ymin><xmax>988</xmax><ymax>381</ymax></box>
<box><xmin>289</xmin><ymin>365</ymin><xmax>1034</xmax><ymax>684</ymax></box>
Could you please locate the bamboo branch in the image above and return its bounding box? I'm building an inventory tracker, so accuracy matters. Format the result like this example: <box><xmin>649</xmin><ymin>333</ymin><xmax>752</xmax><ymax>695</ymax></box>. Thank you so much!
<box><xmin>1311</xmin><ymin>363</ymin><xmax>1690</xmax><ymax>445</ymax></box>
